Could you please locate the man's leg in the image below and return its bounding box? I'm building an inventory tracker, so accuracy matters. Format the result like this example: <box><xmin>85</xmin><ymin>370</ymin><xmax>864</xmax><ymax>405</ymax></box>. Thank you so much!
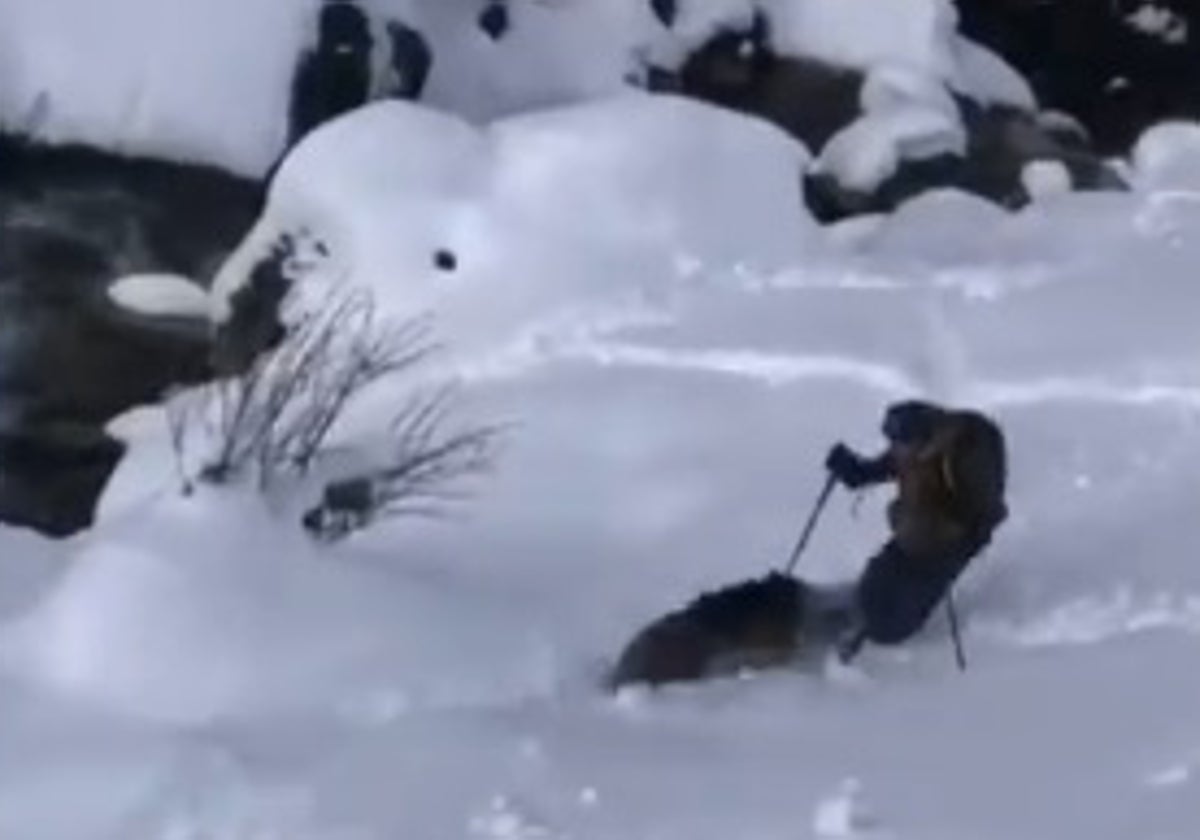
<box><xmin>855</xmin><ymin>541</ymin><xmax>947</xmax><ymax>646</ymax></box>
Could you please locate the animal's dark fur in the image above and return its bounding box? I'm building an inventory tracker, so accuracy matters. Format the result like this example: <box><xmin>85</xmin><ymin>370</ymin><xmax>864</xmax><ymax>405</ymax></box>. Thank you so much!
<box><xmin>608</xmin><ymin>573</ymin><xmax>811</xmax><ymax>689</ymax></box>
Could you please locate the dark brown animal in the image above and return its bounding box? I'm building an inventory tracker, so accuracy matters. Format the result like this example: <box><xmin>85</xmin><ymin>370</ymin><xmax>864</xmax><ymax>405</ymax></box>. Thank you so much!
<box><xmin>609</xmin><ymin>573</ymin><xmax>820</xmax><ymax>689</ymax></box>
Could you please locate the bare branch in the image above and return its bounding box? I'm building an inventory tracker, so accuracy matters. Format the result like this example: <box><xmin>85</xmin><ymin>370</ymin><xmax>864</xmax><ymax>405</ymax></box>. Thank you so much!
<box><xmin>181</xmin><ymin>280</ymin><xmax>498</xmax><ymax>540</ymax></box>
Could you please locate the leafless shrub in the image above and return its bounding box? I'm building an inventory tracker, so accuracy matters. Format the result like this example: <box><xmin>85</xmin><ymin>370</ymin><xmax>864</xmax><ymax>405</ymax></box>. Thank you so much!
<box><xmin>302</xmin><ymin>384</ymin><xmax>503</xmax><ymax>541</ymax></box>
<box><xmin>184</xmin><ymin>283</ymin><xmax>499</xmax><ymax>535</ymax></box>
<box><xmin>201</xmin><ymin>286</ymin><xmax>432</xmax><ymax>487</ymax></box>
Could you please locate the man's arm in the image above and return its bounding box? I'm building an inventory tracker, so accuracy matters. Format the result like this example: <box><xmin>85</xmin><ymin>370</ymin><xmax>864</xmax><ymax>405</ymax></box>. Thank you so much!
<box><xmin>826</xmin><ymin>444</ymin><xmax>896</xmax><ymax>490</ymax></box>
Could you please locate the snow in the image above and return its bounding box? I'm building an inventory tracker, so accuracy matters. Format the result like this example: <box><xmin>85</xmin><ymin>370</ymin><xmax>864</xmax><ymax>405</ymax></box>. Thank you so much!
<box><xmin>108</xmin><ymin>274</ymin><xmax>212</xmax><ymax>319</ymax></box>
<box><xmin>1131</xmin><ymin>121</ymin><xmax>1200</xmax><ymax>190</ymax></box>
<box><xmin>811</xmin><ymin>62</ymin><xmax>969</xmax><ymax>194</ymax></box>
<box><xmin>2</xmin><ymin>87</ymin><xmax>1200</xmax><ymax>838</ymax></box>
<box><xmin>0</xmin><ymin>0</ymin><xmax>310</xmax><ymax>175</ymax></box>
<box><xmin>1021</xmin><ymin>160</ymin><xmax>1073</xmax><ymax>200</ymax></box>
<box><xmin>4</xmin><ymin>5</ymin><xmax>1200</xmax><ymax>839</ymax></box>
<box><xmin>767</xmin><ymin>0</ymin><xmax>959</xmax><ymax>81</ymax></box>
<box><xmin>0</xmin><ymin>0</ymin><xmax>1031</xmax><ymax>176</ymax></box>
<box><xmin>950</xmin><ymin>34</ymin><xmax>1037</xmax><ymax>111</ymax></box>
<box><xmin>1124</xmin><ymin>5</ymin><xmax>1189</xmax><ymax>46</ymax></box>
<box><xmin>812</xmin><ymin>778</ymin><xmax>881</xmax><ymax>839</ymax></box>
<box><xmin>860</xmin><ymin>64</ymin><xmax>959</xmax><ymax>122</ymax></box>
<box><xmin>815</xmin><ymin>106</ymin><xmax>966</xmax><ymax>193</ymax></box>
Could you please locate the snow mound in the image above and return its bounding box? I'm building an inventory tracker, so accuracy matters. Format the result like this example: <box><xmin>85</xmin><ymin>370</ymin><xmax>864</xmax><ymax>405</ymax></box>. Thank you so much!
<box><xmin>0</xmin><ymin>0</ymin><xmax>306</xmax><ymax>175</ymax></box>
<box><xmin>0</xmin><ymin>491</ymin><xmax>561</xmax><ymax>724</ymax></box>
<box><xmin>816</xmin><ymin>106</ymin><xmax>966</xmax><ymax>193</ymax></box>
<box><xmin>1021</xmin><ymin>160</ymin><xmax>1073</xmax><ymax>200</ymax></box>
<box><xmin>768</xmin><ymin>0</ymin><xmax>958</xmax><ymax>80</ymax></box>
<box><xmin>1132</xmin><ymin>121</ymin><xmax>1200</xmax><ymax>190</ymax></box>
<box><xmin>860</xmin><ymin>64</ymin><xmax>959</xmax><ymax>122</ymax></box>
<box><xmin>950</xmin><ymin>35</ymin><xmax>1037</xmax><ymax>111</ymax></box>
<box><xmin>213</xmin><ymin>94</ymin><xmax>815</xmax><ymax>366</ymax></box>
<box><xmin>813</xmin><ymin>778</ymin><xmax>884</xmax><ymax>839</ymax></box>
<box><xmin>107</xmin><ymin>273</ymin><xmax>212</xmax><ymax>319</ymax></box>
<box><xmin>766</xmin><ymin>0</ymin><xmax>1031</xmax><ymax>110</ymax></box>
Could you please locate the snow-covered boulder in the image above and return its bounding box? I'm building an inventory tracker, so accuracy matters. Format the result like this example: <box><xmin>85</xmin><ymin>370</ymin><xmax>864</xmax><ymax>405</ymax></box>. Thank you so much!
<box><xmin>805</xmin><ymin>101</ymin><xmax>1126</xmax><ymax>222</ymax></box>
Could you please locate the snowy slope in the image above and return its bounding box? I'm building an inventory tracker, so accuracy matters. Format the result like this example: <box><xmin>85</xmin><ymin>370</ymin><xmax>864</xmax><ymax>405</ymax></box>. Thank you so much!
<box><xmin>2</xmin><ymin>92</ymin><xmax>1200</xmax><ymax>838</ymax></box>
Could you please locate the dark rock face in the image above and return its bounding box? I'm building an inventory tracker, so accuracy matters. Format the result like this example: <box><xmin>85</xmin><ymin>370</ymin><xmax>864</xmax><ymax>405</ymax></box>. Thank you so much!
<box><xmin>211</xmin><ymin>240</ymin><xmax>293</xmax><ymax>377</ymax></box>
<box><xmin>478</xmin><ymin>2</ymin><xmax>510</xmax><ymax>41</ymax></box>
<box><xmin>672</xmin><ymin>20</ymin><xmax>863</xmax><ymax>154</ymax></box>
<box><xmin>289</xmin><ymin>1</ymin><xmax>375</xmax><ymax>145</ymax></box>
<box><xmin>0</xmin><ymin>136</ymin><xmax>261</xmax><ymax>535</ymax></box>
<box><xmin>649</xmin><ymin>0</ymin><xmax>678</xmax><ymax>29</ymax></box>
<box><xmin>386</xmin><ymin>20</ymin><xmax>433</xmax><ymax>101</ymax></box>
<box><xmin>288</xmin><ymin>2</ymin><xmax>434</xmax><ymax>148</ymax></box>
<box><xmin>958</xmin><ymin>0</ymin><xmax>1200</xmax><ymax>154</ymax></box>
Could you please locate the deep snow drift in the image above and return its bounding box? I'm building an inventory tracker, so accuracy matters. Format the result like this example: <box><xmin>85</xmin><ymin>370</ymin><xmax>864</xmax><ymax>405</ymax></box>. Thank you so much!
<box><xmin>2</xmin><ymin>94</ymin><xmax>1200</xmax><ymax>839</ymax></box>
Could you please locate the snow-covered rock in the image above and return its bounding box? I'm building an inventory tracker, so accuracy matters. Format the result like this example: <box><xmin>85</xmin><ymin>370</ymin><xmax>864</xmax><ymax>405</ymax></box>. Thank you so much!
<box><xmin>1131</xmin><ymin>121</ymin><xmax>1200</xmax><ymax>191</ymax></box>
<box><xmin>107</xmin><ymin>274</ymin><xmax>212</xmax><ymax>319</ymax></box>
<box><xmin>1021</xmin><ymin>160</ymin><xmax>1073</xmax><ymax>201</ymax></box>
<box><xmin>815</xmin><ymin>105</ymin><xmax>966</xmax><ymax>194</ymax></box>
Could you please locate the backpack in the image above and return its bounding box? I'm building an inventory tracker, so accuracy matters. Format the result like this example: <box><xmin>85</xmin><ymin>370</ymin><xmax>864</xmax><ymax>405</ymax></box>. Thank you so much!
<box><xmin>941</xmin><ymin>410</ymin><xmax>1008</xmax><ymax>534</ymax></box>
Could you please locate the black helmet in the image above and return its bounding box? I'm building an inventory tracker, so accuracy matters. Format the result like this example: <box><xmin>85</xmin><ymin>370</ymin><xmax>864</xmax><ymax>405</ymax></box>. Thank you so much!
<box><xmin>882</xmin><ymin>400</ymin><xmax>942</xmax><ymax>445</ymax></box>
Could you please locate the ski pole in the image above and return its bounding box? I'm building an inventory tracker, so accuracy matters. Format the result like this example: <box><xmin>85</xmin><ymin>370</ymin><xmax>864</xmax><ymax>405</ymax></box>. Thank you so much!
<box><xmin>946</xmin><ymin>589</ymin><xmax>967</xmax><ymax>671</ymax></box>
<box><xmin>783</xmin><ymin>472</ymin><xmax>837</xmax><ymax>575</ymax></box>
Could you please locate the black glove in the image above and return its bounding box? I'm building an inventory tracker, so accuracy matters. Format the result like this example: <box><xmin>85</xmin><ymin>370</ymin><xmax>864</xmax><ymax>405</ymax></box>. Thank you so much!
<box><xmin>825</xmin><ymin>442</ymin><xmax>869</xmax><ymax>489</ymax></box>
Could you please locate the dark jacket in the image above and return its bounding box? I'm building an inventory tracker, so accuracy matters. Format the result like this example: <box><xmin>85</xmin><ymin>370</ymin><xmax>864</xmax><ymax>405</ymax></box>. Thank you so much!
<box><xmin>852</xmin><ymin>407</ymin><xmax>1007</xmax><ymax>560</ymax></box>
<box><xmin>841</xmin><ymin>406</ymin><xmax>1008</xmax><ymax>645</ymax></box>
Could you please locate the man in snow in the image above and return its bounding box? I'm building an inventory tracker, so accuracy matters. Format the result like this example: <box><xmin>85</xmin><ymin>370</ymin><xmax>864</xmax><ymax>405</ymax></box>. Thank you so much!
<box><xmin>608</xmin><ymin>400</ymin><xmax>1007</xmax><ymax>689</ymax></box>
<box><xmin>822</xmin><ymin>400</ymin><xmax>1008</xmax><ymax>660</ymax></box>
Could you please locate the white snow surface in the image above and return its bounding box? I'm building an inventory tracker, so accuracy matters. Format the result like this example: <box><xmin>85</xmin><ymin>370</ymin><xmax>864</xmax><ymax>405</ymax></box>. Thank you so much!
<box><xmin>816</xmin><ymin>106</ymin><xmax>967</xmax><ymax>193</ymax></box>
<box><xmin>1132</xmin><ymin>121</ymin><xmax>1200</xmax><ymax>191</ymax></box>
<box><xmin>768</xmin><ymin>0</ymin><xmax>957</xmax><ymax>76</ymax></box>
<box><xmin>1</xmin><ymin>0</ymin><xmax>1031</xmax><ymax>175</ymax></box>
<box><xmin>1</xmin><ymin>91</ymin><xmax>1199</xmax><ymax>839</ymax></box>
<box><xmin>0</xmin><ymin>0</ymin><xmax>311</xmax><ymax>174</ymax></box>
<box><xmin>108</xmin><ymin>274</ymin><xmax>213</xmax><ymax>319</ymax></box>
<box><xmin>1021</xmin><ymin>160</ymin><xmax>1074</xmax><ymax>200</ymax></box>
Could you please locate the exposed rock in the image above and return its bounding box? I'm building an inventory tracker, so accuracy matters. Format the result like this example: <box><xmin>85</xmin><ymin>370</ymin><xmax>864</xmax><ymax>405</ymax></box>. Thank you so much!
<box><xmin>649</xmin><ymin>0</ymin><xmax>678</xmax><ymax>29</ymax></box>
<box><xmin>211</xmin><ymin>239</ymin><xmax>291</xmax><ymax>376</ymax></box>
<box><xmin>0</xmin><ymin>136</ymin><xmax>260</xmax><ymax>535</ymax></box>
<box><xmin>288</xmin><ymin>1</ymin><xmax>374</xmax><ymax>145</ymax></box>
<box><xmin>806</xmin><ymin>102</ymin><xmax>1127</xmax><ymax>222</ymax></box>
<box><xmin>958</xmin><ymin>0</ymin><xmax>1200</xmax><ymax>154</ymax></box>
<box><xmin>0</xmin><ymin>425</ymin><xmax>124</xmax><ymax>538</ymax></box>
<box><xmin>386</xmin><ymin>20</ymin><xmax>433</xmax><ymax>101</ymax></box>
<box><xmin>479</xmin><ymin>2</ymin><xmax>510</xmax><ymax>42</ymax></box>
<box><xmin>669</xmin><ymin>16</ymin><xmax>863</xmax><ymax>153</ymax></box>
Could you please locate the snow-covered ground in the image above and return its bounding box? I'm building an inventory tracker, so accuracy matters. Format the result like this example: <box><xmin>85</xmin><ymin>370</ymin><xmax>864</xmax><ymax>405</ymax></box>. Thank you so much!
<box><xmin>3</xmin><ymin>89</ymin><xmax>1200</xmax><ymax>838</ymax></box>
